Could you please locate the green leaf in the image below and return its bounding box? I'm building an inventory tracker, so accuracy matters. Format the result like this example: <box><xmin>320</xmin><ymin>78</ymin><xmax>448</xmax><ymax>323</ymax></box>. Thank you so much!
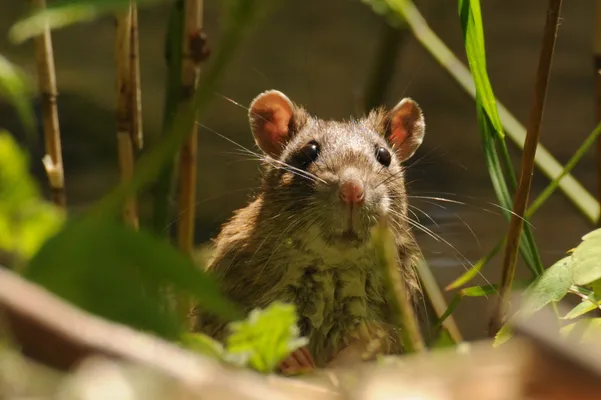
<box><xmin>225</xmin><ymin>302</ymin><xmax>308</xmax><ymax>373</ymax></box>
<box><xmin>522</xmin><ymin>256</ymin><xmax>573</xmax><ymax>314</ymax></box>
<box><xmin>0</xmin><ymin>132</ymin><xmax>64</xmax><ymax>262</ymax></box>
<box><xmin>492</xmin><ymin>322</ymin><xmax>513</xmax><ymax>347</ymax></box>
<box><xmin>0</xmin><ymin>56</ymin><xmax>34</xmax><ymax>133</ymax></box>
<box><xmin>9</xmin><ymin>0</ymin><xmax>164</xmax><ymax>43</ymax></box>
<box><xmin>571</xmin><ymin>228</ymin><xmax>601</xmax><ymax>286</ymax></box>
<box><xmin>560</xmin><ymin>318</ymin><xmax>601</xmax><ymax>343</ymax></box>
<box><xmin>24</xmin><ymin>216</ymin><xmax>241</xmax><ymax>340</ymax></box>
<box><xmin>180</xmin><ymin>332</ymin><xmax>226</xmax><ymax>361</ymax></box>
<box><xmin>563</xmin><ymin>299</ymin><xmax>600</xmax><ymax>320</ymax></box>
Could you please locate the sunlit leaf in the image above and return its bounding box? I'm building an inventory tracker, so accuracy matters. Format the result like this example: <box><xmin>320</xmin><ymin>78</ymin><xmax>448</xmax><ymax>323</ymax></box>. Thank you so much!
<box><xmin>571</xmin><ymin>228</ymin><xmax>601</xmax><ymax>286</ymax></box>
<box><xmin>562</xmin><ymin>299</ymin><xmax>600</xmax><ymax>320</ymax></box>
<box><xmin>225</xmin><ymin>302</ymin><xmax>307</xmax><ymax>373</ymax></box>
<box><xmin>522</xmin><ymin>256</ymin><xmax>572</xmax><ymax>314</ymax></box>
<box><xmin>0</xmin><ymin>56</ymin><xmax>34</xmax><ymax>133</ymax></box>
<box><xmin>24</xmin><ymin>216</ymin><xmax>241</xmax><ymax>340</ymax></box>
<box><xmin>9</xmin><ymin>0</ymin><xmax>164</xmax><ymax>43</ymax></box>
<box><xmin>0</xmin><ymin>132</ymin><xmax>64</xmax><ymax>262</ymax></box>
<box><xmin>492</xmin><ymin>321</ymin><xmax>513</xmax><ymax>347</ymax></box>
<box><xmin>180</xmin><ymin>332</ymin><xmax>226</xmax><ymax>361</ymax></box>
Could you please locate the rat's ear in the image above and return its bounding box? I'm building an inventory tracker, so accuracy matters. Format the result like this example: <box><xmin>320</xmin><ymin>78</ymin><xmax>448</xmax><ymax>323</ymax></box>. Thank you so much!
<box><xmin>383</xmin><ymin>98</ymin><xmax>425</xmax><ymax>162</ymax></box>
<box><xmin>249</xmin><ymin>90</ymin><xmax>303</xmax><ymax>157</ymax></box>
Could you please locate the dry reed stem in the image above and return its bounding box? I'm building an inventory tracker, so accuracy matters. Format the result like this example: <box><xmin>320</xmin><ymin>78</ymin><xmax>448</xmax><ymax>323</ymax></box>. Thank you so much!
<box><xmin>490</xmin><ymin>0</ymin><xmax>563</xmax><ymax>336</ymax></box>
<box><xmin>30</xmin><ymin>0</ymin><xmax>66</xmax><ymax>208</ymax></box>
<box><xmin>595</xmin><ymin>0</ymin><xmax>601</xmax><ymax>226</ymax></box>
<box><xmin>130</xmin><ymin>4</ymin><xmax>143</xmax><ymax>150</ymax></box>
<box><xmin>115</xmin><ymin>3</ymin><xmax>139</xmax><ymax>230</ymax></box>
<box><xmin>176</xmin><ymin>0</ymin><xmax>204</xmax><ymax>326</ymax></box>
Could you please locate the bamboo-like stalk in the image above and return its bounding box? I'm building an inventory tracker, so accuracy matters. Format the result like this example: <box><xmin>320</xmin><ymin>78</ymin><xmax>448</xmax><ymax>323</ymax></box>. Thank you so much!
<box><xmin>490</xmin><ymin>0</ymin><xmax>563</xmax><ymax>336</ymax></box>
<box><xmin>115</xmin><ymin>2</ymin><xmax>139</xmax><ymax>230</ymax></box>
<box><xmin>130</xmin><ymin>4</ymin><xmax>143</xmax><ymax>150</ymax></box>
<box><xmin>372</xmin><ymin>220</ymin><xmax>426</xmax><ymax>353</ymax></box>
<box><xmin>595</xmin><ymin>0</ymin><xmax>601</xmax><ymax>227</ymax></box>
<box><xmin>31</xmin><ymin>0</ymin><xmax>66</xmax><ymax>208</ymax></box>
<box><xmin>177</xmin><ymin>0</ymin><xmax>205</xmax><ymax>327</ymax></box>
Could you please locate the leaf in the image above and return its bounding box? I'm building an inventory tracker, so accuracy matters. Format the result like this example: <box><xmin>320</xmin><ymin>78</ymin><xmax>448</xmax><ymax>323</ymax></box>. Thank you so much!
<box><xmin>559</xmin><ymin>318</ymin><xmax>601</xmax><ymax>343</ymax></box>
<box><xmin>571</xmin><ymin>228</ymin><xmax>601</xmax><ymax>286</ymax></box>
<box><xmin>563</xmin><ymin>299</ymin><xmax>599</xmax><ymax>320</ymax></box>
<box><xmin>0</xmin><ymin>56</ymin><xmax>34</xmax><ymax>133</ymax></box>
<box><xmin>493</xmin><ymin>321</ymin><xmax>513</xmax><ymax>347</ymax></box>
<box><xmin>24</xmin><ymin>216</ymin><xmax>242</xmax><ymax>340</ymax></box>
<box><xmin>9</xmin><ymin>0</ymin><xmax>163</xmax><ymax>43</ymax></box>
<box><xmin>0</xmin><ymin>132</ymin><xmax>64</xmax><ymax>262</ymax></box>
<box><xmin>180</xmin><ymin>332</ymin><xmax>225</xmax><ymax>361</ymax></box>
<box><xmin>225</xmin><ymin>302</ymin><xmax>308</xmax><ymax>373</ymax></box>
<box><xmin>522</xmin><ymin>256</ymin><xmax>573</xmax><ymax>314</ymax></box>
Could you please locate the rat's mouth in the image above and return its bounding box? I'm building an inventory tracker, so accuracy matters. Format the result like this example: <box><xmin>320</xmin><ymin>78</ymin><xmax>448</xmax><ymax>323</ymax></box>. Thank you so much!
<box><xmin>327</xmin><ymin>229</ymin><xmax>364</xmax><ymax>246</ymax></box>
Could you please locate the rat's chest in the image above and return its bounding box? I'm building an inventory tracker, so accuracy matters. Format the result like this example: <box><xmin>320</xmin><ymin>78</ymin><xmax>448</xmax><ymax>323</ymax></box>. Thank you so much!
<box><xmin>271</xmin><ymin>240</ymin><xmax>388</xmax><ymax>335</ymax></box>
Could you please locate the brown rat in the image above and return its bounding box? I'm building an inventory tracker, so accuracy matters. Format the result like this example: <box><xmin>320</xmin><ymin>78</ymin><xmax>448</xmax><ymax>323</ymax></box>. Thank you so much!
<box><xmin>194</xmin><ymin>89</ymin><xmax>426</xmax><ymax>371</ymax></box>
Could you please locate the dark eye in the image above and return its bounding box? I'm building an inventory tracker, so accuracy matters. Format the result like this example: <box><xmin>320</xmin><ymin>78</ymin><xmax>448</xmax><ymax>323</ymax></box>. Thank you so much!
<box><xmin>297</xmin><ymin>140</ymin><xmax>320</xmax><ymax>168</ymax></box>
<box><xmin>375</xmin><ymin>146</ymin><xmax>391</xmax><ymax>167</ymax></box>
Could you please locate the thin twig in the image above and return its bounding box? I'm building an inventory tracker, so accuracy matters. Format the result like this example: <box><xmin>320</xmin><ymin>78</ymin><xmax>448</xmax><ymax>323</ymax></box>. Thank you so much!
<box><xmin>115</xmin><ymin>2</ymin><xmax>139</xmax><ymax>230</ymax></box>
<box><xmin>177</xmin><ymin>0</ymin><xmax>206</xmax><ymax>327</ymax></box>
<box><xmin>130</xmin><ymin>3</ymin><xmax>143</xmax><ymax>150</ymax></box>
<box><xmin>372</xmin><ymin>220</ymin><xmax>426</xmax><ymax>353</ymax></box>
<box><xmin>595</xmin><ymin>0</ymin><xmax>601</xmax><ymax>227</ymax></box>
<box><xmin>30</xmin><ymin>0</ymin><xmax>65</xmax><ymax>208</ymax></box>
<box><xmin>490</xmin><ymin>0</ymin><xmax>563</xmax><ymax>336</ymax></box>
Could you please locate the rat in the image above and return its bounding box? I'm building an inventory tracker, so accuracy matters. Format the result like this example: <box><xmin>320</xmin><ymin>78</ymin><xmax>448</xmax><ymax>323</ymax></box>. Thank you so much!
<box><xmin>194</xmin><ymin>89</ymin><xmax>426</xmax><ymax>373</ymax></box>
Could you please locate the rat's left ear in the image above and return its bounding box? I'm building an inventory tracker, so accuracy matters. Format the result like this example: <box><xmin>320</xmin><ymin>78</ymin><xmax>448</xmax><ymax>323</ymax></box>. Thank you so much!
<box><xmin>384</xmin><ymin>98</ymin><xmax>425</xmax><ymax>162</ymax></box>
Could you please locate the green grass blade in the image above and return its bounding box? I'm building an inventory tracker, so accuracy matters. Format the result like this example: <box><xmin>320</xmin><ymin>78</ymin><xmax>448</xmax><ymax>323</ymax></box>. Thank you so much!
<box><xmin>379</xmin><ymin>0</ymin><xmax>598</xmax><ymax>224</ymax></box>
<box><xmin>447</xmin><ymin>120</ymin><xmax>601</xmax><ymax>290</ymax></box>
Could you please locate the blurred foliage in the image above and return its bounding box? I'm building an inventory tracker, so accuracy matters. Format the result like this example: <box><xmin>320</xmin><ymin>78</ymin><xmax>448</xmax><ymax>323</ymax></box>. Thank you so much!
<box><xmin>9</xmin><ymin>0</ymin><xmax>165</xmax><ymax>43</ymax></box>
<box><xmin>182</xmin><ymin>302</ymin><xmax>307</xmax><ymax>374</ymax></box>
<box><xmin>0</xmin><ymin>132</ymin><xmax>64</xmax><ymax>265</ymax></box>
<box><xmin>24</xmin><ymin>215</ymin><xmax>242</xmax><ymax>339</ymax></box>
<box><xmin>0</xmin><ymin>55</ymin><xmax>34</xmax><ymax>134</ymax></box>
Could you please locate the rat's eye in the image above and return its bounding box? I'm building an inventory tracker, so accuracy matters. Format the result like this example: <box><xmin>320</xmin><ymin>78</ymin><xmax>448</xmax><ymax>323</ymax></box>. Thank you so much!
<box><xmin>375</xmin><ymin>146</ymin><xmax>391</xmax><ymax>167</ymax></box>
<box><xmin>298</xmin><ymin>140</ymin><xmax>320</xmax><ymax>168</ymax></box>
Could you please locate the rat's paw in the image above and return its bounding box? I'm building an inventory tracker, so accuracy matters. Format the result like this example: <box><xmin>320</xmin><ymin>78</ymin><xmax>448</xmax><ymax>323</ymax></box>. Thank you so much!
<box><xmin>279</xmin><ymin>347</ymin><xmax>315</xmax><ymax>375</ymax></box>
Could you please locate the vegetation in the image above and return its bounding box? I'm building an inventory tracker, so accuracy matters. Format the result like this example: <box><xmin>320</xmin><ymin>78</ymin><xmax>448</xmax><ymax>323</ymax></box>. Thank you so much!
<box><xmin>1</xmin><ymin>0</ymin><xmax>601</xmax><ymax>392</ymax></box>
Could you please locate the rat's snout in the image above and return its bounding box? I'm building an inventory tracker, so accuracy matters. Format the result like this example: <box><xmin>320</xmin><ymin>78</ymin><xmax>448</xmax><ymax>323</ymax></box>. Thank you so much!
<box><xmin>339</xmin><ymin>179</ymin><xmax>365</xmax><ymax>206</ymax></box>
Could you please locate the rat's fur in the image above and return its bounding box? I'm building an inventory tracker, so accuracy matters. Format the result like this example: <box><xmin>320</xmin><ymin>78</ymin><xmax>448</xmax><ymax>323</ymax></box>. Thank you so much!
<box><xmin>194</xmin><ymin>91</ymin><xmax>425</xmax><ymax>367</ymax></box>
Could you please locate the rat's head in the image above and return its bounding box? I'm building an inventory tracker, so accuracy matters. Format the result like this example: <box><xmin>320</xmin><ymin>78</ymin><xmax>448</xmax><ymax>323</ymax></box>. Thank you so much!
<box><xmin>249</xmin><ymin>90</ymin><xmax>425</xmax><ymax>246</ymax></box>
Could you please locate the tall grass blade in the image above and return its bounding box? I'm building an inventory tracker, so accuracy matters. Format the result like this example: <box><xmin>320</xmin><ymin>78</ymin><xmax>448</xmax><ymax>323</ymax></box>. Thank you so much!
<box><xmin>376</xmin><ymin>0</ymin><xmax>599</xmax><ymax>224</ymax></box>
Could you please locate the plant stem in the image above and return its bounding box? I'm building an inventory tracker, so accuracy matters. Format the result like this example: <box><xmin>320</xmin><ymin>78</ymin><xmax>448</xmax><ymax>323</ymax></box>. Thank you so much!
<box><xmin>150</xmin><ymin>0</ymin><xmax>183</xmax><ymax>238</ymax></box>
<box><xmin>447</xmin><ymin>120</ymin><xmax>601</xmax><ymax>291</ymax></box>
<box><xmin>490</xmin><ymin>0</ymin><xmax>563</xmax><ymax>336</ymax></box>
<box><xmin>177</xmin><ymin>0</ymin><xmax>206</xmax><ymax>328</ymax></box>
<box><xmin>30</xmin><ymin>0</ymin><xmax>66</xmax><ymax>208</ymax></box>
<box><xmin>372</xmin><ymin>220</ymin><xmax>426</xmax><ymax>353</ymax></box>
<box><xmin>594</xmin><ymin>0</ymin><xmax>601</xmax><ymax>226</ymax></box>
<box><xmin>362</xmin><ymin>20</ymin><xmax>408</xmax><ymax>112</ymax></box>
<box><xmin>115</xmin><ymin>2</ymin><xmax>139</xmax><ymax>230</ymax></box>
<box><xmin>387</xmin><ymin>0</ymin><xmax>598</xmax><ymax>224</ymax></box>
<box><xmin>130</xmin><ymin>4</ymin><xmax>143</xmax><ymax>150</ymax></box>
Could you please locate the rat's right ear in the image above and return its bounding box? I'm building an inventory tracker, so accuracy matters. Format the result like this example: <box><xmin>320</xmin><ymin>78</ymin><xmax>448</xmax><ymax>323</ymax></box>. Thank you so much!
<box><xmin>249</xmin><ymin>90</ymin><xmax>301</xmax><ymax>157</ymax></box>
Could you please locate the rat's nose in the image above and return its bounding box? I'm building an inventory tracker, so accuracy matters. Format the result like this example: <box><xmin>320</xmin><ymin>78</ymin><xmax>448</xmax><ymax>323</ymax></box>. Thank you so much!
<box><xmin>339</xmin><ymin>180</ymin><xmax>365</xmax><ymax>206</ymax></box>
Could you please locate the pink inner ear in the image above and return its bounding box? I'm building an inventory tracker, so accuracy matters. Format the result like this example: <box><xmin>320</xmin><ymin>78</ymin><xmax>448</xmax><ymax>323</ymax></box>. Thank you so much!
<box><xmin>250</xmin><ymin>91</ymin><xmax>294</xmax><ymax>157</ymax></box>
<box><xmin>389</xmin><ymin>111</ymin><xmax>410</xmax><ymax>148</ymax></box>
<box><xmin>254</xmin><ymin>106</ymin><xmax>290</xmax><ymax>156</ymax></box>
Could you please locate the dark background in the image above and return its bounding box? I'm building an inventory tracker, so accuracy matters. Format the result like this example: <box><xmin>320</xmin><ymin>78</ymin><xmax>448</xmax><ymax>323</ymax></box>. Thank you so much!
<box><xmin>0</xmin><ymin>0</ymin><xmax>596</xmax><ymax>340</ymax></box>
